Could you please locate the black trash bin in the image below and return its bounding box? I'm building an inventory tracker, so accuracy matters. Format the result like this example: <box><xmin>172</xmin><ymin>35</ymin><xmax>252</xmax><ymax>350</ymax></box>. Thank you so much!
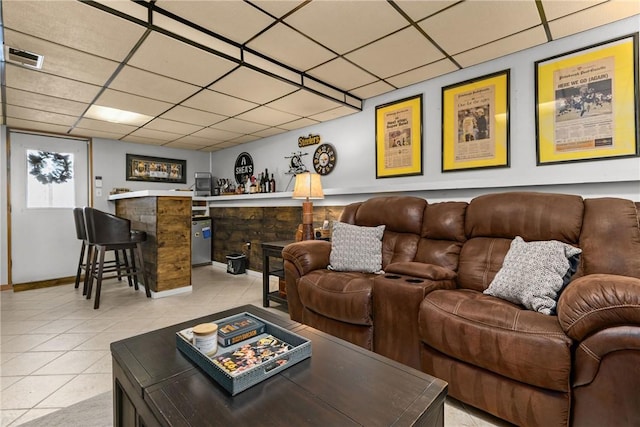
<box><xmin>226</xmin><ymin>253</ymin><xmax>246</xmax><ymax>275</ymax></box>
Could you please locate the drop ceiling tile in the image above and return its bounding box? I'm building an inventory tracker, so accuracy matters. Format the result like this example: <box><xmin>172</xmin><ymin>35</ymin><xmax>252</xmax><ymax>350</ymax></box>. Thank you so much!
<box><xmin>69</xmin><ymin>128</ymin><xmax>126</xmax><ymax>140</ymax></box>
<box><xmin>5</xmin><ymin>88</ymin><xmax>88</xmax><ymax>117</ymax></box>
<box><xmin>163</xmin><ymin>141</ymin><xmax>209</xmax><ymax>150</ymax></box>
<box><xmin>159</xmin><ymin>106</ymin><xmax>227</xmax><ymax>127</ymax></box>
<box><xmin>234</xmin><ymin>106</ymin><xmax>300</xmax><ymax>127</ymax></box>
<box><xmin>192</xmin><ymin>127</ymin><xmax>242</xmax><ymax>142</ymax></box>
<box><xmin>308</xmin><ymin>106</ymin><xmax>361</xmax><ymax>122</ymax></box>
<box><xmin>211</xmin><ymin>118</ymin><xmax>269</xmax><ymax>135</ymax></box>
<box><xmin>278</xmin><ymin>117</ymin><xmax>319</xmax><ymax>131</ymax></box>
<box><xmin>307</xmin><ymin>58</ymin><xmax>378</xmax><ymax>92</ymax></box>
<box><xmin>346</xmin><ymin>27</ymin><xmax>444</xmax><ymax>79</ymax></box>
<box><xmin>182</xmin><ymin>89</ymin><xmax>258</xmax><ymax>116</ymax></box>
<box><xmin>394</xmin><ymin>1</ymin><xmax>458</xmax><ymax>22</ymax></box>
<box><xmin>267</xmin><ymin>90</ymin><xmax>341</xmax><ymax>116</ymax></box>
<box><xmin>6</xmin><ymin>105</ymin><xmax>77</xmax><ymax>127</ymax></box>
<box><xmin>454</xmin><ymin>26</ymin><xmax>547</xmax><ymax>68</ymax></box>
<box><xmin>542</xmin><ymin>0</ymin><xmax>607</xmax><ymax>20</ymax></box>
<box><xmin>74</xmin><ymin>117</ymin><xmax>138</xmax><ymax>135</ymax></box>
<box><xmin>200</xmin><ymin>144</ymin><xmax>226</xmax><ymax>152</ymax></box>
<box><xmin>284</xmin><ymin>1</ymin><xmax>408</xmax><ymax>54</ymax></box>
<box><xmin>121</xmin><ymin>135</ymin><xmax>167</xmax><ymax>146</ymax></box>
<box><xmin>246</xmin><ymin>23</ymin><xmax>336</xmax><ymax>71</ymax></box>
<box><xmin>108</xmin><ymin>66</ymin><xmax>200</xmax><ymax>104</ymax></box>
<box><xmin>128</xmin><ymin>31</ymin><xmax>239</xmax><ymax>87</ymax></box>
<box><xmin>548</xmin><ymin>3</ymin><xmax>640</xmax><ymax>40</ymax></box>
<box><xmin>128</xmin><ymin>128</ymin><xmax>182</xmax><ymax>142</ymax></box>
<box><xmin>420</xmin><ymin>1</ymin><xmax>541</xmax><ymax>55</ymax></box>
<box><xmin>95</xmin><ymin>89</ymin><xmax>173</xmax><ymax>117</ymax></box>
<box><xmin>170</xmin><ymin>135</ymin><xmax>216</xmax><ymax>147</ymax></box>
<box><xmin>249</xmin><ymin>0</ymin><xmax>306</xmax><ymax>18</ymax></box>
<box><xmin>251</xmin><ymin>127</ymin><xmax>288</xmax><ymax>138</ymax></box>
<box><xmin>156</xmin><ymin>0</ymin><xmax>275</xmax><ymax>44</ymax></box>
<box><xmin>210</xmin><ymin>67</ymin><xmax>298</xmax><ymax>104</ymax></box>
<box><xmin>6</xmin><ymin>118</ymin><xmax>71</xmax><ymax>135</ymax></box>
<box><xmin>2</xmin><ymin>0</ymin><xmax>146</xmax><ymax>61</ymax></box>
<box><xmin>142</xmin><ymin>118</ymin><xmax>204</xmax><ymax>135</ymax></box>
<box><xmin>4</xmin><ymin>30</ymin><xmax>120</xmax><ymax>86</ymax></box>
<box><xmin>5</xmin><ymin>65</ymin><xmax>100</xmax><ymax>103</ymax></box>
<box><xmin>228</xmin><ymin>134</ymin><xmax>262</xmax><ymax>145</ymax></box>
<box><xmin>386</xmin><ymin>58</ymin><xmax>459</xmax><ymax>88</ymax></box>
<box><xmin>350</xmin><ymin>80</ymin><xmax>396</xmax><ymax>100</ymax></box>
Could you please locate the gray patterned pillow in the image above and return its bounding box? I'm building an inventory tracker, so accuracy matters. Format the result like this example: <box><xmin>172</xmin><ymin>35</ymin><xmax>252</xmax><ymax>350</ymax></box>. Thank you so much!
<box><xmin>328</xmin><ymin>222</ymin><xmax>385</xmax><ymax>273</ymax></box>
<box><xmin>483</xmin><ymin>236</ymin><xmax>582</xmax><ymax>315</ymax></box>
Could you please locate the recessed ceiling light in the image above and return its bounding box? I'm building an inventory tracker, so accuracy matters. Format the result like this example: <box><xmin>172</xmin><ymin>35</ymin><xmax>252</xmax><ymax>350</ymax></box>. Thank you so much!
<box><xmin>85</xmin><ymin>105</ymin><xmax>153</xmax><ymax>126</ymax></box>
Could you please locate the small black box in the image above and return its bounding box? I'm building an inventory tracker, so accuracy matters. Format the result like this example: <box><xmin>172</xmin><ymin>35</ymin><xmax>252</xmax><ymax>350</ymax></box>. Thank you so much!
<box><xmin>226</xmin><ymin>253</ymin><xmax>246</xmax><ymax>274</ymax></box>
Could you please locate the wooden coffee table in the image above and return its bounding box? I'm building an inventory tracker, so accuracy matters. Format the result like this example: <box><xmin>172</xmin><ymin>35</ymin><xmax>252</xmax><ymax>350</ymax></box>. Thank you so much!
<box><xmin>111</xmin><ymin>305</ymin><xmax>447</xmax><ymax>426</ymax></box>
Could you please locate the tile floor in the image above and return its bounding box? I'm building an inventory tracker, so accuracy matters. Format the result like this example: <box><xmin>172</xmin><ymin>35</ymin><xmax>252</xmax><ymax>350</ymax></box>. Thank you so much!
<box><xmin>1</xmin><ymin>265</ymin><xmax>510</xmax><ymax>426</ymax></box>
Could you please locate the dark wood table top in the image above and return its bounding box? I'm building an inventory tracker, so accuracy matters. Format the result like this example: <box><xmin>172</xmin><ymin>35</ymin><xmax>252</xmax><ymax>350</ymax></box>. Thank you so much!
<box><xmin>111</xmin><ymin>305</ymin><xmax>447</xmax><ymax>426</ymax></box>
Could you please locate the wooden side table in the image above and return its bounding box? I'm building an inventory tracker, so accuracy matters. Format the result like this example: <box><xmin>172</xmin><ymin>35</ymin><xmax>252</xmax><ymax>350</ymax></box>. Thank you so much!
<box><xmin>261</xmin><ymin>240</ymin><xmax>293</xmax><ymax>307</ymax></box>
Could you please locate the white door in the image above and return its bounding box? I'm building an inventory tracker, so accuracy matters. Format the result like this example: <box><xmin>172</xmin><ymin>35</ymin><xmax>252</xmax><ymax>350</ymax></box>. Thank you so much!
<box><xmin>9</xmin><ymin>131</ymin><xmax>89</xmax><ymax>284</ymax></box>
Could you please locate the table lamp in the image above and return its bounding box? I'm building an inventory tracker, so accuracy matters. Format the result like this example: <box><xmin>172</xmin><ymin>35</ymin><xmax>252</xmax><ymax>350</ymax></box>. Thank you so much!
<box><xmin>292</xmin><ymin>172</ymin><xmax>324</xmax><ymax>240</ymax></box>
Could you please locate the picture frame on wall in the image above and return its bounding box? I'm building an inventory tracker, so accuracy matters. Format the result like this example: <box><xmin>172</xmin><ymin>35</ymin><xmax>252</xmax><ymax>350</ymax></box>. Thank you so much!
<box><xmin>535</xmin><ymin>33</ymin><xmax>639</xmax><ymax>165</ymax></box>
<box><xmin>125</xmin><ymin>153</ymin><xmax>187</xmax><ymax>184</ymax></box>
<box><xmin>375</xmin><ymin>94</ymin><xmax>423</xmax><ymax>178</ymax></box>
<box><xmin>441</xmin><ymin>70</ymin><xmax>510</xmax><ymax>172</ymax></box>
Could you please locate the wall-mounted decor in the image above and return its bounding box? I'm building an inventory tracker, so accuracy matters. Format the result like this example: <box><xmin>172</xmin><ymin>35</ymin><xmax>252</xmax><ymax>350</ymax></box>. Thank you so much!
<box><xmin>441</xmin><ymin>70</ymin><xmax>510</xmax><ymax>172</ymax></box>
<box><xmin>234</xmin><ymin>152</ymin><xmax>254</xmax><ymax>184</ymax></box>
<box><xmin>313</xmin><ymin>143</ymin><xmax>337</xmax><ymax>175</ymax></box>
<box><xmin>125</xmin><ymin>154</ymin><xmax>186</xmax><ymax>184</ymax></box>
<box><xmin>375</xmin><ymin>94</ymin><xmax>423</xmax><ymax>178</ymax></box>
<box><xmin>298</xmin><ymin>134</ymin><xmax>321</xmax><ymax>148</ymax></box>
<box><xmin>535</xmin><ymin>33</ymin><xmax>639</xmax><ymax>165</ymax></box>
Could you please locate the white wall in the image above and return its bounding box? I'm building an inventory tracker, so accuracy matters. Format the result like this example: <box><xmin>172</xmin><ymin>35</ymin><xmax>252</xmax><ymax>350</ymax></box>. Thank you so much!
<box><xmin>91</xmin><ymin>138</ymin><xmax>210</xmax><ymax>213</ymax></box>
<box><xmin>210</xmin><ymin>16</ymin><xmax>640</xmax><ymax>204</ymax></box>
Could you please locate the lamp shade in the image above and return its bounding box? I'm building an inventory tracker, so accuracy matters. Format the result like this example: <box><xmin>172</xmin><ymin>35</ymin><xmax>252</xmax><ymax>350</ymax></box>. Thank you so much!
<box><xmin>292</xmin><ymin>172</ymin><xmax>324</xmax><ymax>200</ymax></box>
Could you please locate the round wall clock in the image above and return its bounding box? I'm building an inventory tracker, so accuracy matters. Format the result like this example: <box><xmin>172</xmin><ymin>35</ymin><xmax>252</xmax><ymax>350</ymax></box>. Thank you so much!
<box><xmin>313</xmin><ymin>143</ymin><xmax>337</xmax><ymax>175</ymax></box>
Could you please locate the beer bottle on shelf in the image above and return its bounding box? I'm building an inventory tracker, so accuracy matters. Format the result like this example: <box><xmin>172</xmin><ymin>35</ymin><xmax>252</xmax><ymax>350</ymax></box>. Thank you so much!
<box><xmin>269</xmin><ymin>173</ymin><xmax>276</xmax><ymax>193</ymax></box>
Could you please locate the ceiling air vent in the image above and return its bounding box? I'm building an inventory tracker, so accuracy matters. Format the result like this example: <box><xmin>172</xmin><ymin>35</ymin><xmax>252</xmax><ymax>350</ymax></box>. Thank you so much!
<box><xmin>5</xmin><ymin>47</ymin><xmax>44</xmax><ymax>69</ymax></box>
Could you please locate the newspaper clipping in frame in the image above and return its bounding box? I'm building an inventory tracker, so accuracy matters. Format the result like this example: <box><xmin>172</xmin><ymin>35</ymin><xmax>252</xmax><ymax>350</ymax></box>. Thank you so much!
<box><xmin>454</xmin><ymin>86</ymin><xmax>495</xmax><ymax>162</ymax></box>
<box><xmin>553</xmin><ymin>57</ymin><xmax>614</xmax><ymax>152</ymax></box>
<box><xmin>384</xmin><ymin>106</ymin><xmax>413</xmax><ymax>169</ymax></box>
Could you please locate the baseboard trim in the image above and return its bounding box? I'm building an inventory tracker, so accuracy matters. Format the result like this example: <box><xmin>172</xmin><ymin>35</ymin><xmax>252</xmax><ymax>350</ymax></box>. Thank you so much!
<box><xmin>12</xmin><ymin>276</ymin><xmax>76</xmax><ymax>292</ymax></box>
<box><xmin>149</xmin><ymin>285</ymin><xmax>193</xmax><ymax>299</ymax></box>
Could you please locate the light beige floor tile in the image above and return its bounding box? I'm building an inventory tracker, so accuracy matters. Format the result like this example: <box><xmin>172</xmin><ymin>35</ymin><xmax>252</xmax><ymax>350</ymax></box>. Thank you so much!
<box><xmin>83</xmin><ymin>354</ymin><xmax>112</xmax><ymax>374</ymax></box>
<box><xmin>0</xmin><ymin>352</ymin><xmax>20</xmax><ymax>364</ymax></box>
<box><xmin>31</xmin><ymin>318</ymin><xmax>86</xmax><ymax>334</ymax></box>
<box><xmin>1</xmin><ymin>376</ymin><xmax>23</xmax><ymax>391</ymax></box>
<box><xmin>65</xmin><ymin>318</ymin><xmax>117</xmax><ymax>334</ymax></box>
<box><xmin>444</xmin><ymin>398</ymin><xmax>477</xmax><ymax>426</ymax></box>
<box><xmin>0</xmin><ymin>320</ymin><xmax>50</xmax><ymax>335</ymax></box>
<box><xmin>0</xmin><ymin>309</ymin><xmax>46</xmax><ymax>321</ymax></box>
<box><xmin>0</xmin><ymin>334</ymin><xmax>58</xmax><ymax>353</ymax></box>
<box><xmin>35</xmin><ymin>373</ymin><xmax>111</xmax><ymax>408</ymax></box>
<box><xmin>30</xmin><ymin>333</ymin><xmax>94</xmax><ymax>352</ymax></box>
<box><xmin>1</xmin><ymin>375</ymin><xmax>74</xmax><ymax>409</ymax></box>
<box><xmin>73</xmin><ymin>331</ymin><xmax>140</xmax><ymax>351</ymax></box>
<box><xmin>9</xmin><ymin>408</ymin><xmax>59</xmax><ymax>426</ymax></box>
<box><xmin>33</xmin><ymin>350</ymin><xmax>108</xmax><ymax>375</ymax></box>
<box><xmin>0</xmin><ymin>352</ymin><xmax>65</xmax><ymax>377</ymax></box>
<box><xmin>1</xmin><ymin>409</ymin><xmax>27</xmax><ymax>426</ymax></box>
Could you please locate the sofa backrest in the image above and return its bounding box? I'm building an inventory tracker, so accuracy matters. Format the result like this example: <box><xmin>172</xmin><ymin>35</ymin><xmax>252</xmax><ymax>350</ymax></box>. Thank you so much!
<box><xmin>338</xmin><ymin>196</ymin><xmax>426</xmax><ymax>268</ymax></box>
<box><xmin>577</xmin><ymin>197</ymin><xmax>640</xmax><ymax>279</ymax></box>
<box><xmin>415</xmin><ymin>201</ymin><xmax>467</xmax><ymax>271</ymax></box>
<box><xmin>458</xmin><ymin>192</ymin><xmax>584</xmax><ymax>292</ymax></box>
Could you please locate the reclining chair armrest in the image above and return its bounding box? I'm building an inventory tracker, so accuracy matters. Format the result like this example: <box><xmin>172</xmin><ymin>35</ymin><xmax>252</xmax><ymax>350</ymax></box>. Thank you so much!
<box><xmin>282</xmin><ymin>240</ymin><xmax>331</xmax><ymax>322</ymax></box>
<box><xmin>557</xmin><ymin>274</ymin><xmax>640</xmax><ymax>341</ymax></box>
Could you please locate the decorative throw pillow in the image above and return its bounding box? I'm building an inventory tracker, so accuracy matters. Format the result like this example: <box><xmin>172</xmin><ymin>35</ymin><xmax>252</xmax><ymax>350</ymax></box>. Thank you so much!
<box><xmin>483</xmin><ymin>236</ymin><xmax>582</xmax><ymax>315</ymax></box>
<box><xmin>328</xmin><ymin>222</ymin><xmax>385</xmax><ymax>273</ymax></box>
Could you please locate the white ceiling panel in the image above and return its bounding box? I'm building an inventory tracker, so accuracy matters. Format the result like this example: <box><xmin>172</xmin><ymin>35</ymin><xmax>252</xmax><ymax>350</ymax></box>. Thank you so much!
<box><xmin>284</xmin><ymin>1</ymin><xmax>409</xmax><ymax>54</ymax></box>
<box><xmin>210</xmin><ymin>67</ymin><xmax>299</xmax><ymax>104</ymax></box>
<box><xmin>108</xmin><ymin>66</ymin><xmax>200</xmax><ymax>104</ymax></box>
<box><xmin>246</xmin><ymin>23</ymin><xmax>336</xmax><ymax>71</ymax></box>
<box><xmin>2</xmin><ymin>0</ymin><xmax>145</xmax><ymax>61</ymax></box>
<box><xmin>2</xmin><ymin>0</ymin><xmax>635</xmax><ymax>151</ymax></box>
<box><xmin>346</xmin><ymin>27</ymin><xmax>444</xmax><ymax>79</ymax></box>
<box><xmin>128</xmin><ymin>32</ymin><xmax>239</xmax><ymax>87</ymax></box>
<box><xmin>420</xmin><ymin>1</ymin><xmax>542</xmax><ymax>55</ymax></box>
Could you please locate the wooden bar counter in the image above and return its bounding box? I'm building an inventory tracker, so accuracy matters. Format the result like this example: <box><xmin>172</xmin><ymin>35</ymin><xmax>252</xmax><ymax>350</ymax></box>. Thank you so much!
<box><xmin>109</xmin><ymin>191</ymin><xmax>192</xmax><ymax>295</ymax></box>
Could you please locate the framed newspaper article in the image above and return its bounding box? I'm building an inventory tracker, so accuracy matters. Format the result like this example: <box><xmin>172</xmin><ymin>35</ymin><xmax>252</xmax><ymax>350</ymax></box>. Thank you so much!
<box><xmin>535</xmin><ymin>33</ymin><xmax>639</xmax><ymax>165</ymax></box>
<box><xmin>441</xmin><ymin>70</ymin><xmax>510</xmax><ymax>172</ymax></box>
<box><xmin>375</xmin><ymin>94</ymin><xmax>423</xmax><ymax>178</ymax></box>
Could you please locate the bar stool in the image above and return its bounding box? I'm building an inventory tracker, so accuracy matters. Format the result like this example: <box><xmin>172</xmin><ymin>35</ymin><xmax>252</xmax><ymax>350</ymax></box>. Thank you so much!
<box><xmin>83</xmin><ymin>207</ymin><xmax>151</xmax><ymax>309</ymax></box>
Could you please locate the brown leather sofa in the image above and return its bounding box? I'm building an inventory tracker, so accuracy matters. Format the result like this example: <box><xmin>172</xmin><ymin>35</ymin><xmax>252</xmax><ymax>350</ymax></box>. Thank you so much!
<box><xmin>282</xmin><ymin>192</ymin><xmax>640</xmax><ymax>427</ymax></box>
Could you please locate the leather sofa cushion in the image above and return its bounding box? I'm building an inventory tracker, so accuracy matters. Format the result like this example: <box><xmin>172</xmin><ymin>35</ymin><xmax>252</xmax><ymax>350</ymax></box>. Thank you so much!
<box><xmin>298</xmin><ymin>269</ymin><xmax>374</xmax><ymax>326</ymax></box>
<box><xmin>419</xmin><ymin>289</ymin><xmax>573</xmax><ymax>392</ymax></box>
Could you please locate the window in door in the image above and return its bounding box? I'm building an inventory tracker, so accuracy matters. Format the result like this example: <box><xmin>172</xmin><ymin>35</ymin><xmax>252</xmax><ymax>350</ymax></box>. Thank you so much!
<box><xmin>26</xmin><ymin>149</ymin><xmax>75</xmax><ymax>208</ymax></box>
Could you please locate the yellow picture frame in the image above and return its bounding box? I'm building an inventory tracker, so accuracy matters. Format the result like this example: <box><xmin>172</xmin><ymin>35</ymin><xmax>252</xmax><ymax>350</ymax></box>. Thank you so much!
<box><xmin>375</xmin><ymin>94</ymin><xmax>423</xmax><ymax>178</ymax></box>
<box><xmin>442</xmin><ymin>70</ymin><xmax>510</xmax><ymax>172</ymax></box>
<box><xmin>535</xmin><ymin>33</ymin><xmax>639</xmax><ymax>165</ymax></box>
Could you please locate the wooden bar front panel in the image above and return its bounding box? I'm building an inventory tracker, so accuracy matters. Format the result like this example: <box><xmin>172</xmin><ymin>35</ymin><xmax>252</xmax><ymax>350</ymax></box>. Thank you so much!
<box><xmin>116</xmin><ymin>196</ymin><xmax>191</xmax><ymax>292</ymax></box>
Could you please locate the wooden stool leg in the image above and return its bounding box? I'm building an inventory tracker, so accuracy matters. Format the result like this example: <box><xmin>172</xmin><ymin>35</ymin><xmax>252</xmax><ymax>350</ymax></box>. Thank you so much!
<box><xmin>94</xmin><ymin>248</ymin><xmax>106</xmax><ymax>309</ymax></box>
<box><xmin>75</xmin><ymin>241</ymin><xmax>86</xmax><ymax>289</ymax></box>
<box><xmin>135</xmin><ymin>244</ymin><xmax>151</xmax><ymax>298</ymax></box>
<box><xmin>86</xmin><ymin>245</ymin><xmax>98</xmax><ymax>299</ymax></box>
<box><xmin>122</xmin><ymin>250</ymin><xmax>135</xmax><ymax>288</ymax></box>
<box><xmin>83</xmin><ymin>245</ymin><xmax>93</xmax><ymax>296</ymax></box>
<box><xmin>114</xmin><ymin>250</ymin><xmax>122</xmax><ymax>281</ymax></box>
<box><xmin>128</xmin><ymin>248</ymin><xmax>139</xmax><ymax>291</ymax></box>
